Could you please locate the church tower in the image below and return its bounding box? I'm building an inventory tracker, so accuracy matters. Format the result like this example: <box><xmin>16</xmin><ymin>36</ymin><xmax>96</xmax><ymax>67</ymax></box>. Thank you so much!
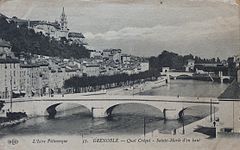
<box><xmin>60</xmin><ymin>7</ymin><xmax>68</xmax><ymax>31</ymax></box>
<box><xmin>58</xmin><ymin>7</ymin><xmax>69</xmax><ymax>39</ymax></box>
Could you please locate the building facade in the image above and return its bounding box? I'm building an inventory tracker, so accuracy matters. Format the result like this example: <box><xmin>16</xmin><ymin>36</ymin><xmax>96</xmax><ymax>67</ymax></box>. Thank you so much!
<box><xmin>20</xmin><ymin>64</ymin><xmax>42</xmax><ymax>97</ymax></box>
<box><xmin>82</xmin><ymin>63</ymin><xmax>100</xmax><ymax>77</ymax></box>
<box><xmin>0</xmin><ymin>59</ymin><xmax>21</xmax><ymax>99</ymax></box>
<box><xmin>185</xmin><ymin>59</ymin><xmax>195</xmax><ymax>72</ymax></box>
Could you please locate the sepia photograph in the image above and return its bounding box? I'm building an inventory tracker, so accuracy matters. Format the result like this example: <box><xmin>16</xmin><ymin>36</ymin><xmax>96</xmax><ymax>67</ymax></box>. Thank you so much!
<box><xmin>0</xmin><ymin>0</ymin><xmax>240</xmax><ymax>149</ymax></box>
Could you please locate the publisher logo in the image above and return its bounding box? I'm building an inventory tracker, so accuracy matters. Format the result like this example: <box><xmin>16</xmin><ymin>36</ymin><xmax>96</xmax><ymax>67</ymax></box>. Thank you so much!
<box><xmin>8</xmin><ymin>139</ymin><xmax>19</xmax><ymax>145</ymax></box>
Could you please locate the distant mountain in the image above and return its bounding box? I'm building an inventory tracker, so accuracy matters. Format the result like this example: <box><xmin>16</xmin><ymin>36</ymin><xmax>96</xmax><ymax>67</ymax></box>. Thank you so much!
<box><xmin>0</xmin><ymin>14</ymin><xmax>90</xmax><ymax>59</ymax></box>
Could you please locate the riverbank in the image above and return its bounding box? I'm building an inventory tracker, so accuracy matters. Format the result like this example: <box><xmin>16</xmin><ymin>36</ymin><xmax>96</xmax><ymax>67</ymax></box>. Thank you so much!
<box><xmin>145</xmin><ymin>115</ymin><xmax>216</xmax><ymax>139</ymax></box>
<box><xmin>30</xmin><ymin>77</ymin><xmax>168</xmax><ymax>98</ymax></box>
<box><xmin>0</xmin><ymin>115</ymin><xmax>28</xmax><ymax>129</ymax></box>
<box><xmin>107</xmin><ymin>77</ymin><xmax>167</xmax><ymax>96</ymax></box>
<box><xmin>175</xmin><ymin>115</ymin><xmax>215</xmax><ymax>138</ymax></box>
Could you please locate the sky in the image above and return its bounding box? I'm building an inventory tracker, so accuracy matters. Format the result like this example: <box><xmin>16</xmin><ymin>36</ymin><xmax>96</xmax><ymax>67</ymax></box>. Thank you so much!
<box><xmin>0</xmin><ymin>0</ymin><xmax>239</xmax><ymax>59</ymax></box>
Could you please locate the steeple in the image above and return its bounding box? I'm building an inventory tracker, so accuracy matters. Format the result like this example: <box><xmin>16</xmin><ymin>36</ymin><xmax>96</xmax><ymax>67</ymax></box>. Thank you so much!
<box><xmin>61</xmin><ymin>7</ymin><xmax>65</xmax><ymax>18</ymax></box>
<box><xmin>60</xmin><ymin>7</ymin><xmax>67</xmax><ymax>31</ymax></box>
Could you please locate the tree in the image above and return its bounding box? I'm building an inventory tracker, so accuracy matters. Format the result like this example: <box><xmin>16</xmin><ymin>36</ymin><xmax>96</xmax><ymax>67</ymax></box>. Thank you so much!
<box><xmin>217</xmin><ymin>57</ymin><xmax>221</xmax><ymax>63</ymax></box>
<box><xmin>64</xmin><ymin>71</ymin><xmax>160</xmax><ymax>92</ymax></box>
<box><xmin>0</xmin><ymin>101</ymin><xmax>4</xmax><ymax>111</ymax></box>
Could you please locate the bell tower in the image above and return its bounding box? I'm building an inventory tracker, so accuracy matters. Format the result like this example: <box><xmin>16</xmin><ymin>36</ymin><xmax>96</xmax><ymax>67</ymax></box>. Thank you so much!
<box><xmin>60</xmin><ymin>7</ymin><xmax>68</xmax><ymax>31</ymax></box>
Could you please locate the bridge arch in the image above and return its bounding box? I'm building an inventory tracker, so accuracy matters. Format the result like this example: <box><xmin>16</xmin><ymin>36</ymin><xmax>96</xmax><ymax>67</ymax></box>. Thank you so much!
<box><xmin>105</xmin><ymin>103</ymin><xmax>164</xmax><ymax>118</ymax></box>
<box><xmin>177</xmin><ymin>105</ymin><xmax>219</xmax><ymax>120</ymax></box>
<box><xmin>175</xmin><ymin>74</ymin><xmax>192</xmax><ymax>79</ymax></box>
<box><xmin>222</xmin><ymin>78</ymin><xmax>230</xmax><ymax>83</ymax></box>
<box><xmin>46</xmin><ymin>103</ymin><xmax>62</xmax><ymax>119</ymax></box>
<box><xmin>42</xmin><ymin>101</ymin><xmax>186</xmax><ymax>120</ymax></box>
<box><xmin>46</xmin><ymin>102</ymin><xmax>91</xmax><ymax>119</ymax></box>
<box><xmin>178</xmin><ymin>107</ymin><xmax>187</xmax><ymax>119</ymax></box>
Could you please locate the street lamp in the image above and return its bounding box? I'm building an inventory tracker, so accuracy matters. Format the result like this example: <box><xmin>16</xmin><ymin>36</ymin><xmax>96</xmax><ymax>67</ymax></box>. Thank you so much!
<box><xmin>10</xmin><ymin>75</ymin><xmax>13</xmax><ymax>112</ymax></box>
<box><xmin>210</xmin><ymin>99</ymin><xmax>212</xmax><ymax>122</ymax></box>
<box><xmin>143</xmin><ymin>110</ymin><xmax>147</xmax><ymax>137</ymax></box>
<box><xmin>143</xmin><ymin>115</ymin><xmax>146</xmax><ymax>137</ymax></box>
<box><xmin>182</xmin><ymin>109</ymin><xmax>185</xmax><ymax>135</ymax></box>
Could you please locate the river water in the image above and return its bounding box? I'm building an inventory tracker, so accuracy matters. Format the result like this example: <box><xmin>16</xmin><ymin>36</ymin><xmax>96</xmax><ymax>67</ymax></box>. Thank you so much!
<box><xmin>0</xmin><ymin>80</ymin><xmax>229</xmax><ymax>137</ymax></box>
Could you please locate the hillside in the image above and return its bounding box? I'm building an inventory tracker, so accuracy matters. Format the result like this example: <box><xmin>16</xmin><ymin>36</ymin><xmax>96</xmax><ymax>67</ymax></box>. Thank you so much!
<box><xmin>0</xmin><ymin>14</ymin><xmax>90</xmax><ymax>59</ymax></box>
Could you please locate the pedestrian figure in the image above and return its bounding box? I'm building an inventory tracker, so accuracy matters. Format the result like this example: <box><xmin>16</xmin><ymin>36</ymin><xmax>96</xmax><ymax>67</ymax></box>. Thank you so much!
<box><xmin>213</xmin><ymin>121</ymin><xmax>216</xmax><ymax>127</ymax></box>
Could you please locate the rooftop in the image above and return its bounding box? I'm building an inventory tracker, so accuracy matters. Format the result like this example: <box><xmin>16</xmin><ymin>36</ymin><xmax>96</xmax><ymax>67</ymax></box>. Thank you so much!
<box><xmin>85</xmin><ymin>63</ymin><xmax>100</xmax><ymax>67</ymax></box>
<box><xmin>20</xmin><ymin>64</ymin><xmax>40</xmax><ymax>68</ymax></box>
<box><xmin>35</xmin><ymin>21</ymin><xmax>61</xmax><ymax>30</ymax></box>
<box><xmin>0</xmin><ymin>58</ymin><xmax>20</xmax><ymax>64</ymax></box>
<box><xmin>68</xmin><ymin>32</ymin><xmax>85</xmax><ymax>38</ymax></box>
<box><xmin>0</xmin><ymin>39</ymin><xmax>11</xmax><ymax>48</ymax></box>
<box><xmin>66</xmin><ymin>68</ymin><xmax>78</xmax><ymax>72</ymax></box>
<box><xmin>103</xmin><ymin>49</ymin><xmax>121</xmax><ymax>52</ymax></box>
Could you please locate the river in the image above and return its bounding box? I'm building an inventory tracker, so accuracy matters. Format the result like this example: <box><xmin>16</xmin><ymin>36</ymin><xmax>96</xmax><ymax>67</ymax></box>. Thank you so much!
<box><xmin>0</xmin><ymin>80</ymin><xmax>229</xmax><ymax>137</ymax></box>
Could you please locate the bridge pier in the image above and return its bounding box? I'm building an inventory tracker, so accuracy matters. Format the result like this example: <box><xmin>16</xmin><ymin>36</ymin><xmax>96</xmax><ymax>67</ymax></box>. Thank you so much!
<box><xmin>163</xmin><ymin>108</ymin><xmax>180</xmax><ymax>120</ymax></box>
<box><xmin>91</xmin><ymin>107</ymin><xmax>108</xmax><ymax>118</ymax></box>
<box><xmin>219</xmin><ymin>71</ymin><xmax>223</xmax><ymax>83</ymax></box>
<box><xmin>167</xmin><ymin>74</ymin><xmax>170</xmax><ymax>83</ymax></box>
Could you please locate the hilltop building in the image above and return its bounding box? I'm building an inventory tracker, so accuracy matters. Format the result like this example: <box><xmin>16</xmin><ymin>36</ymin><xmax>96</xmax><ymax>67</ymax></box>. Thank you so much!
<box><xmin>32</xmin><ymin>21</ymin><xmax>62</xmax><ymax>39</ymax></box>
<box><xmin>10</xmin><ymin>7</ymin><xmax>85</xmax><ymax>43</ymax></box>
<box><xmin>58</xmin><ymin>7</ymin><xmax>69</xmax><ymax>39</ymax></box>
<box><xmin>31</xmin><ymin>7</ymin><xmax>69</xmax><ymax>40</ymax></box>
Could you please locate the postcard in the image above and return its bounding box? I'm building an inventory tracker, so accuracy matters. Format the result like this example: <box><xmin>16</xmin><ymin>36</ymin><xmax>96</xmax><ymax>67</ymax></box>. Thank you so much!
<box><xmin>0</xmin><ymin>0</ymin><xmax>240</xmax><ymax>150</ymax></box>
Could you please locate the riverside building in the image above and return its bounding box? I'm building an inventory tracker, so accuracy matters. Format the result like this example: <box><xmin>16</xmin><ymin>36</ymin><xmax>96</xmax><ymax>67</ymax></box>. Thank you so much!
<box><xmin>217</xmin><ymin>68</ymin><xmax>240</xmax><ymax>137</ymax></box>
<box><xmin>0</xmin><ymin>39</ymin><xmax>21</xmax><ymax>99</ymax></box>
<box><xmin>0</xmin><ymin>58</ymin><xmax>21</xmax><ymax>99</ymax></box>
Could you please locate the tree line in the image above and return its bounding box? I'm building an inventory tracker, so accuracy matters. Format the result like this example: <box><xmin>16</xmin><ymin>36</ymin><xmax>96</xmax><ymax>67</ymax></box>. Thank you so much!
<box><xmin>149</xmin><ymin>50</ymin><xmax>221</xmax><ymax>71</ymax></box>
<box><xmin>64</xmin><ymin>70</ymin><xmax>159</xmax><ymax>93</ymax></box>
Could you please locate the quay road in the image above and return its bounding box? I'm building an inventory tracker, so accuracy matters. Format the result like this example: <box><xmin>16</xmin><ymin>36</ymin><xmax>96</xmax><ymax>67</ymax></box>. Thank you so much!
<box><xmin>3</xmin><ymin>95</ymin><xmax>219</xmax><ymax>104</ymax></box>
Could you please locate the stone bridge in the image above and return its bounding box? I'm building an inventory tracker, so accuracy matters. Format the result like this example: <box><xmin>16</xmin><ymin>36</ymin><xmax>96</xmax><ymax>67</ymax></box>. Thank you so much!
<box><xmin>2</xmin><ymin>95</ymin><xmax>218</xmax><ymax>120</ymax></box>
<box><xmin>161</xmin><ymin>71</ymin><xmax>194</xmax><ymax>80</ymax></box>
